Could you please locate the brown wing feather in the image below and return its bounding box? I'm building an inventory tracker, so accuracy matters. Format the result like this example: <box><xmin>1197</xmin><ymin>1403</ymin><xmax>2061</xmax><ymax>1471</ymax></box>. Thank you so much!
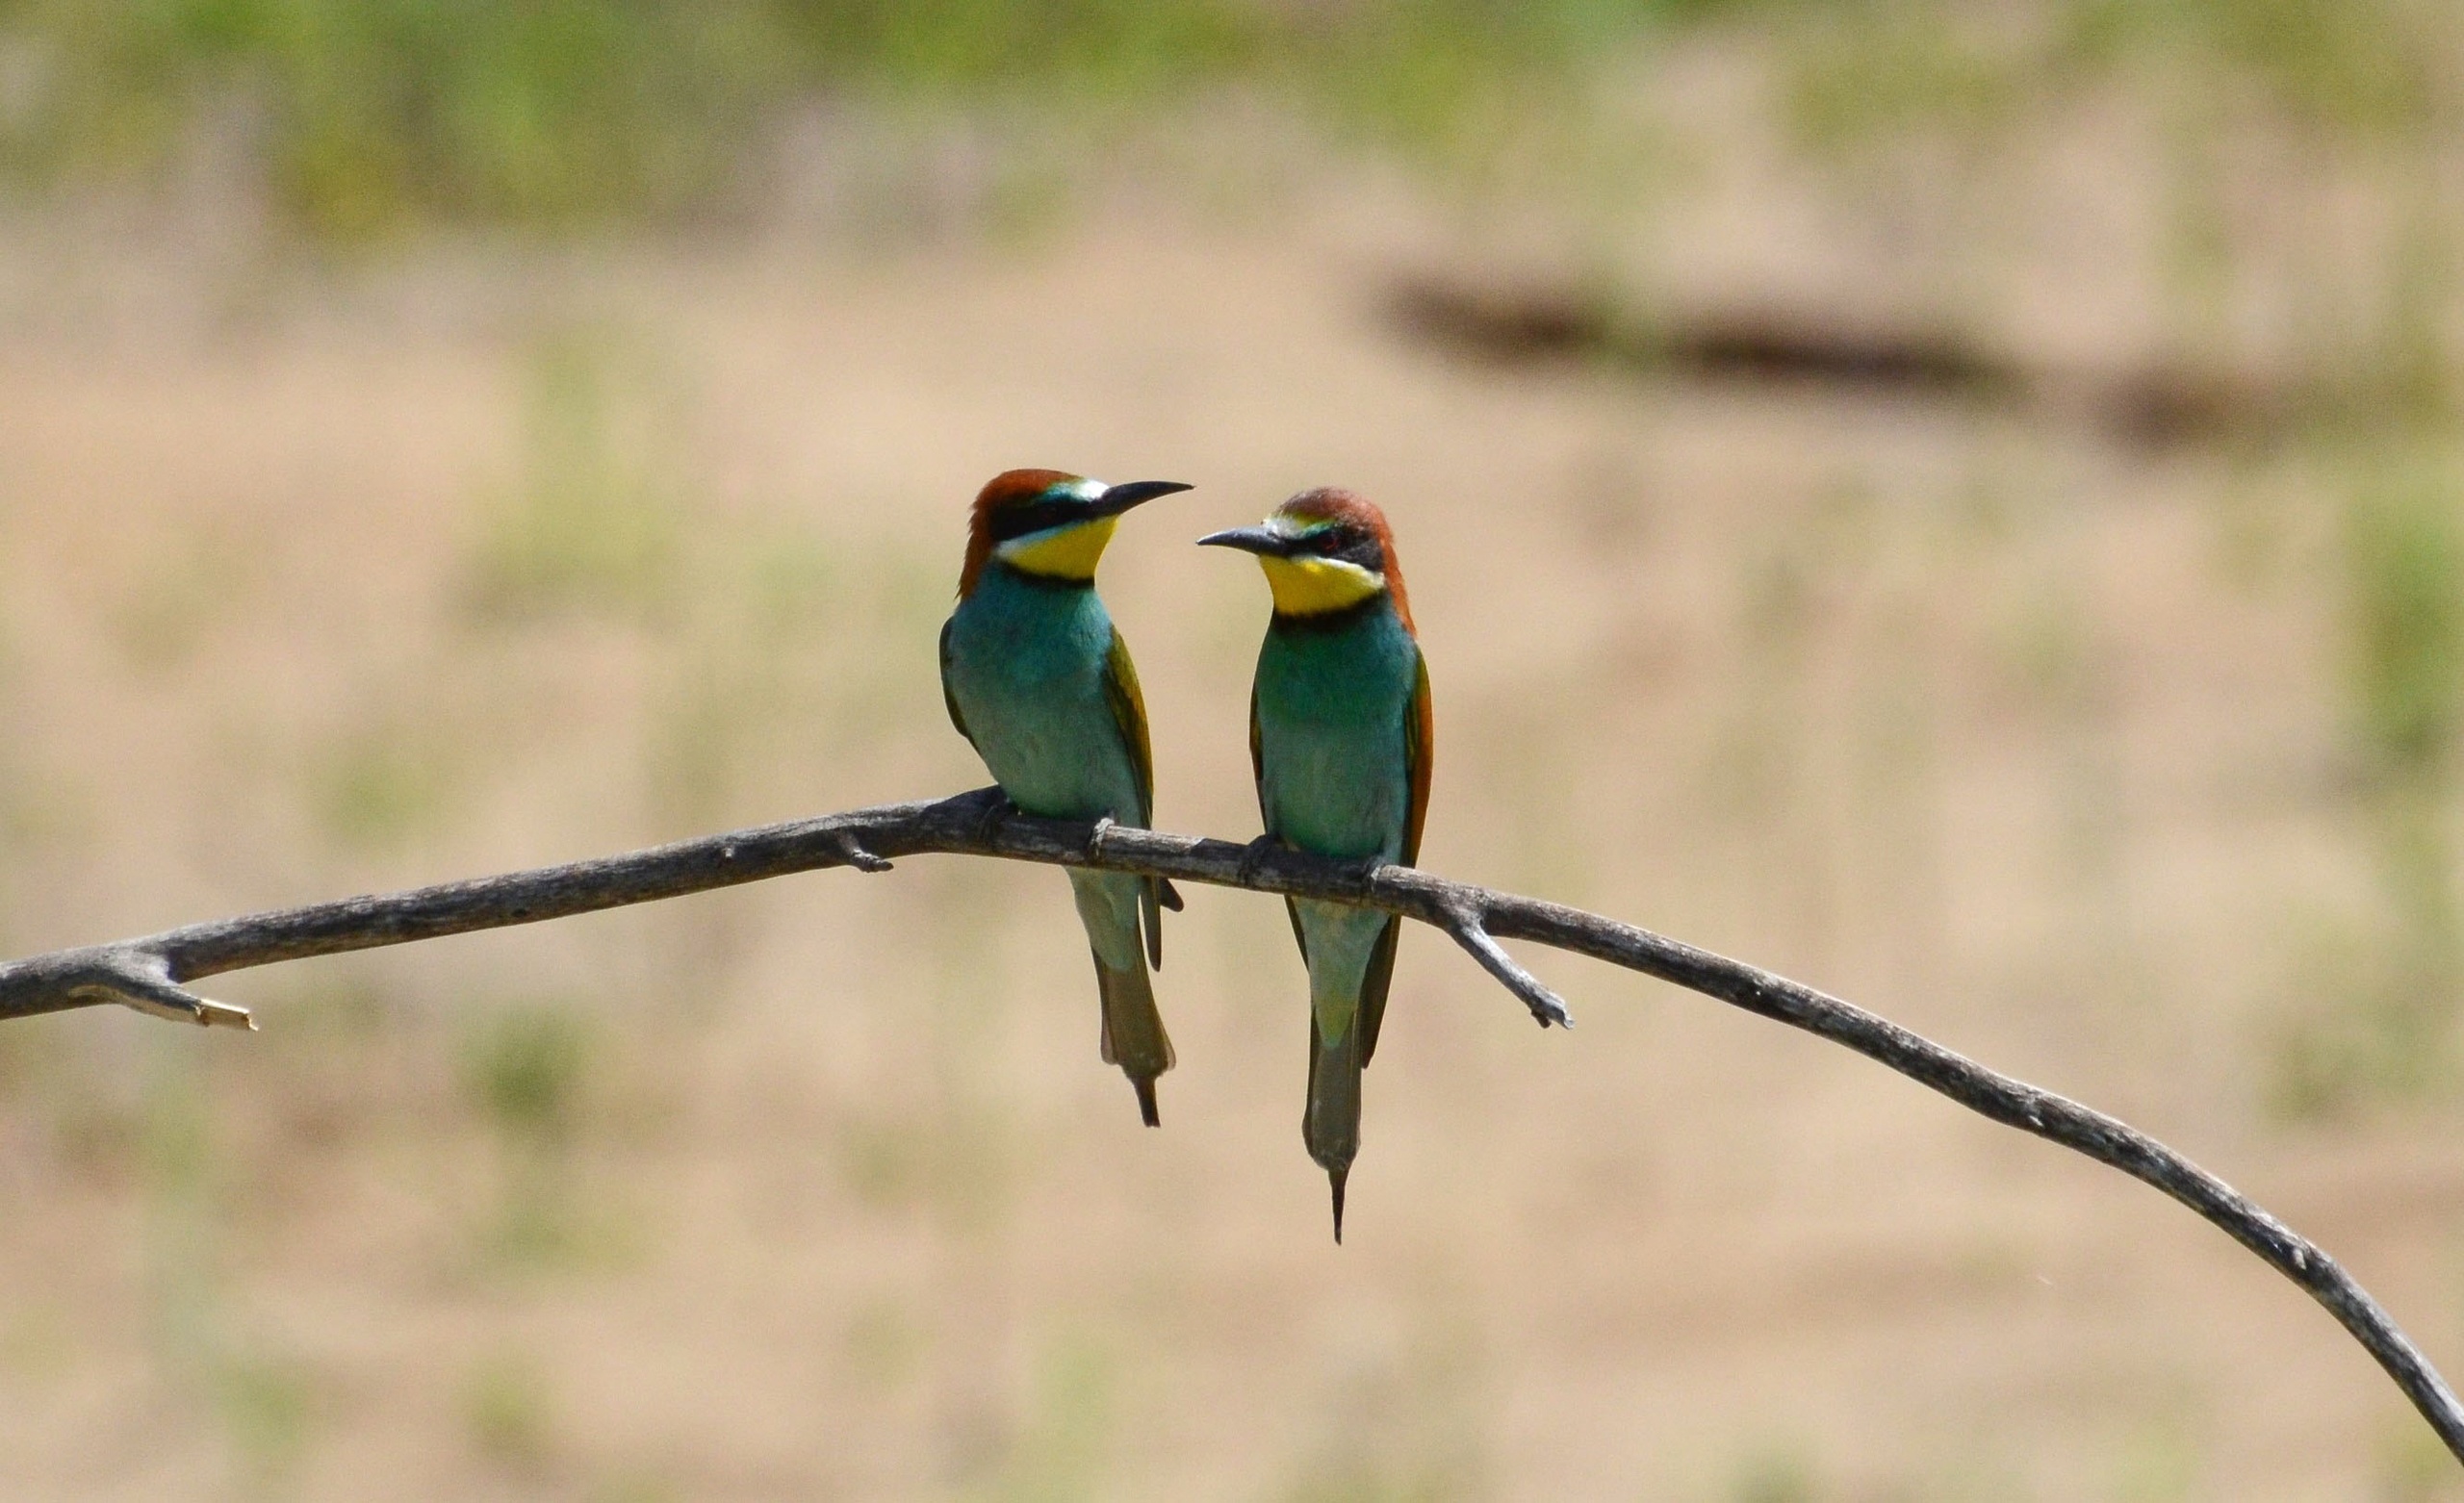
<box><xmin>1403</xmin><ymin>650</ymin><xmax>1432</xmax><ymax>865</ymax></box>
<box><xmin>1100</xmin><ymin>629</ymin><xmax>1168</xmax><ymax>968</ymax></box>
<box><xmin>1358</xmin><ymin>649</ymin><xmax>1431</xmax><ymax>1066</ymax></box>
<box><xmin>1100</xmin><ymin>629</ymin><xmax>1154</xmax><ymax>827</ymax></box>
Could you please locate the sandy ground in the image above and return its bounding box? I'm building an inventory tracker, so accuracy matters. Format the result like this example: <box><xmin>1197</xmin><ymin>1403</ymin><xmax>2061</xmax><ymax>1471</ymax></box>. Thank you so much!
<box><xmin>0</xmin><ymin>125</ymin><xmax>2461</xmax><ymax>1500</ymax></box>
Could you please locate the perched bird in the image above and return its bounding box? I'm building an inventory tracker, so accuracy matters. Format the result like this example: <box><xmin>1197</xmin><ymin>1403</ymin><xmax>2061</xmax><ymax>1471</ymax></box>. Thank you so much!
<box><xmin>1200</xmin><ymin>489</ymin><xmax>1430</xmax><ymax>1241</ymax></box>
<box><xmin>939</xmin><ymin>470</ymin><xmax>1191</xmax><ymax>1126</ymax></box>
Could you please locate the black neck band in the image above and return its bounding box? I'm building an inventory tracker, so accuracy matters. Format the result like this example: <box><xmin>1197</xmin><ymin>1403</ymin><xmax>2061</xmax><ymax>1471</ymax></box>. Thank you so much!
<box><xmin>988</xmin><ymin>557</ymin><xmax>1094</xmax><ymax>593</ymax></box>
<box><xmin>1269</xmin><ymin>595</ymin><xmax>1386</xmax><ymax>635</ymax></box>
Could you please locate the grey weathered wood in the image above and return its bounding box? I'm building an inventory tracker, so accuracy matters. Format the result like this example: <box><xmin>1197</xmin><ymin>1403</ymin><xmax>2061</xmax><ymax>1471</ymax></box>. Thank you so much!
<box><xmin>0</xmin><ymin>784</ymin><xmax>2454</xmax><ymax>1463</ymax></box>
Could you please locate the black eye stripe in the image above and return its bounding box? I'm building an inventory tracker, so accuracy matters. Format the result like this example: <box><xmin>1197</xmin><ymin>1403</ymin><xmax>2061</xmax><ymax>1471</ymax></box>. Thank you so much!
<box><xmin>988</xmin><ymin>496</ymin><xmax>1090</xmax><ymax>543</ymax></box>
<box><xmin>1290</xmin><ymin>523</ymin><xmax>1382</xmax><ymax>573</ymax></box>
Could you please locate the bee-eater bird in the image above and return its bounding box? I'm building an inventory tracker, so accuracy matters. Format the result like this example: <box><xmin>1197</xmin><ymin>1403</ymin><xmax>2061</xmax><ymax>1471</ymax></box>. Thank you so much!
<box><xmin>1199</xmin><ymin>489</ymin><xmax>1430</xmax><ymax>1241</ymax></box>
<box><xmin>940</xmin><ymin>469</ymin><xmax>1193</xmax><ymax>1127</ymax></box>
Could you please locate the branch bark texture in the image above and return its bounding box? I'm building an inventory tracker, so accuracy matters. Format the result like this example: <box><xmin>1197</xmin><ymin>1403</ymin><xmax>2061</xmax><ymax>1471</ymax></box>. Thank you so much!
<box><xmin>0</xmin><ymin>786</ymin><xmax>2454</xmax><ymax>1462</ymax></box>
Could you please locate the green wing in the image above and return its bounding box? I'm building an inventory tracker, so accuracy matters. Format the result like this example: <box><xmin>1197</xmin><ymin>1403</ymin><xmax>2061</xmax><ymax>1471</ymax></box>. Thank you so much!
<box><xmin>1100</xmin><ymin>628</ymin><xmax>1170</xmax><ymax>967</ymax></box>
<box><xmin>1253</xmin><ymin>681</ymin><xmax>1313</xmax><ymax>964</ymax></box>
<box><xmin>938</xmin><ymin>618</ymin><xmax>973</xmax><ymax>749</ymax></box>
<box><xmin>1099</xmin><ymin>628</ymin><xmax>1153</xmax><ymax>827</ymax></box>
<box><xmin>1357</xmin><ymin>650</ymin><xmax>1432</xmax><ymax>1066</ymax></box>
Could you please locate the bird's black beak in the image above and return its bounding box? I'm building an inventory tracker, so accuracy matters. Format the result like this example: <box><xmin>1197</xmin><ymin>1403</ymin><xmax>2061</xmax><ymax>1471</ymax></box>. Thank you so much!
<box><xmin>1195</xmin><ymin>523</ymin><xmax>1292</xmax><ymax>556</ymax></box>
<box><xmin>1093</xmin><ymin>480</ymin><xmax>1194</xmax><ymax>517</ymax></box>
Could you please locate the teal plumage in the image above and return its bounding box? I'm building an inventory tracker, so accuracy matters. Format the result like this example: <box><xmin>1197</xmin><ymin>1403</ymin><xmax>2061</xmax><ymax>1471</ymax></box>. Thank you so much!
<box><xmin>941</xmin><ymin>469</ymin><xmax>1189</xmax><ymax>1125</ymax></box>
<box><xmin>1203</xmin><ymin>488</ymin><xmax>1432</xmax><ymax>1240</ymax></box>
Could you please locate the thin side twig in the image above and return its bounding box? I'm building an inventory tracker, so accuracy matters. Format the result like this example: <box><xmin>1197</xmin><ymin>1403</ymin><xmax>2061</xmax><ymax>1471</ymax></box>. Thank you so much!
<box><xmin>0</xmin><ymin>785</ymin><xmax>2452</xmax><ymax>1462</ymax></box>
<box><xmin>1440</xmin><ymin>897</ymin><xmax>1573</xmax><ymax>1029</ymax></box>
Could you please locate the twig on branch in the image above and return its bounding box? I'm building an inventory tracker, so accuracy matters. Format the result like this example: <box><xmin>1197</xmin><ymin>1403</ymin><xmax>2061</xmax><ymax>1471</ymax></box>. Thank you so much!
<box><xmin>0</xmin><ymin>784</ymin><xmax>2454</xmax><ymax>1462</ymax></box>
<box><xmin>1440</xmin><ymin>896</ymin><xmax>1573</xmax><ymax>1030</ymax></box>
<box><xmin>827</xmin><ymin>830</ymin><xmax>894</xmax><ymax>873</ymax></box>
<box><xmin>58</xmin><ymin>946</ymin><xmax>257</xmax><ymax>1032</ymax></box>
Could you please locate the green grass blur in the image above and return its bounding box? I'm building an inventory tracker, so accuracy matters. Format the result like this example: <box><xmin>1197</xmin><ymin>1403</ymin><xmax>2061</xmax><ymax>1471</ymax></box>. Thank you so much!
<box><xmin>0</xmin><ymin>0</ymin><xmax>1706</xmax><ymax>234</ymax></box>
<box><xmin>6</xmin><ymin>0</ymin><xmax>2452</xmax><ymax>238</ymax></box>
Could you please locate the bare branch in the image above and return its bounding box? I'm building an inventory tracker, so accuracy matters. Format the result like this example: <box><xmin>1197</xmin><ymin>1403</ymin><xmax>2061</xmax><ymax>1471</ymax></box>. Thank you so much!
<box><xmin>0</xmin><ymin>783</ymin><xmax>2453</xmax><ymax>1463</ymax></box>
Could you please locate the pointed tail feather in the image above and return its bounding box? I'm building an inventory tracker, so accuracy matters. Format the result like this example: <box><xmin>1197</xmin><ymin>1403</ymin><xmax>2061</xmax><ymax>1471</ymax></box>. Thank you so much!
<box><xmin>1304</xmin><ymin>1018</ymin><xmax>1362</xmax><ymax>1239</ymax></box>
<box><xmin>1094</xmin><ymin>951</ymin><xmax>1174</xmax><ymax>1127</ymax></box>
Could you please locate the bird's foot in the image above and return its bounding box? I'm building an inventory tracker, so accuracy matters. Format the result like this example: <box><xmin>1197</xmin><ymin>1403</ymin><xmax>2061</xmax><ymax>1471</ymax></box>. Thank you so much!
<box><xmin>1086</xmin><ymin>815</ymin><xmax>1117</xmax><ymax>860</ymax></box>
<box><xmin>973</xmin><ymin>792</ymin><xmax>1019</xmax><ymax>847</ymax></box>
<box><xmin>1235</xmin><ymin>834</ymin><xmax>1281</xmax><ymax>887</ymax></box>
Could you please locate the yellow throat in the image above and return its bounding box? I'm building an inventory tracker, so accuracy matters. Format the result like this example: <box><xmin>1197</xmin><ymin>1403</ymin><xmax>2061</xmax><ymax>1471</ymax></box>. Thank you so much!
<box><xmin>1260</xmin><ymin>554</ymin><xmax>1385</xmax><ymax>616</ymax></box>
<box><xmin>998</xmin><ymin>516</ymin><xmax>1118</xmax><ymax>581</ymax></box>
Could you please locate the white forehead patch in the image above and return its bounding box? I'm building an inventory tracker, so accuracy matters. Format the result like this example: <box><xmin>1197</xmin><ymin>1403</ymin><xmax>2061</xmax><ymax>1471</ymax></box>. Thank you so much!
<box><xmin>1063</xmin><ymin>476</ymin><xmax>1108</xmax><ymax>501</ymax></box>
<box><xmin>1265</xmin><ymin>512</ymin><xmax>1331</xmax><ymax>540</ymax></box>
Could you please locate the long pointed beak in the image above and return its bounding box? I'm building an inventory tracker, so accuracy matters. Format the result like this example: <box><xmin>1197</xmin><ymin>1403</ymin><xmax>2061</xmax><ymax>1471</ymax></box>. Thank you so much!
<box><xmin>1196</xmin><ymin>523</ymin><xmax>1290</xmax><ymax>556</ymax></box>
<box><xmin>1093</xmin><ymin>479</ymin><xmax>1194</xmax><ymax>517</ymax></box>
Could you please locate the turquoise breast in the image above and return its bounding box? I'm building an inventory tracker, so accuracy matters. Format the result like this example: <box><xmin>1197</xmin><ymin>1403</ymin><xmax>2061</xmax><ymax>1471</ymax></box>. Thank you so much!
<box><xmin>1253</xmin><ymin>601</ymin><xmax>1419</xmax><ymax>862</ymax></box>
<box><xmin>943</xmin><ymin>567</ymin><xmax>1143</xmax><ymax>824</ymax></box>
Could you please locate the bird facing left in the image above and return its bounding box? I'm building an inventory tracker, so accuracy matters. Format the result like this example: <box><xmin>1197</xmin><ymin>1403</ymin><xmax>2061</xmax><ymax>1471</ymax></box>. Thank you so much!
<box><xmin>938</xmin><ymin>469</ymin><xmax>1193</xmax><ymax>1126</ymax></box>
<box><xmin>1199</xmin><ymin>487</ymin><xmax>1432</xmax><ymax>1241</ymax></box>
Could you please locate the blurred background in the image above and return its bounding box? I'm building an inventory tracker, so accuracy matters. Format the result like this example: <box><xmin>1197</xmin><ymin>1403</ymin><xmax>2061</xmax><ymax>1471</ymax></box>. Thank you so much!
<box><xmin>0</xmin><ymin>0</ymin><xmax>2461</xmax><ymax>1497</ymax></box>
